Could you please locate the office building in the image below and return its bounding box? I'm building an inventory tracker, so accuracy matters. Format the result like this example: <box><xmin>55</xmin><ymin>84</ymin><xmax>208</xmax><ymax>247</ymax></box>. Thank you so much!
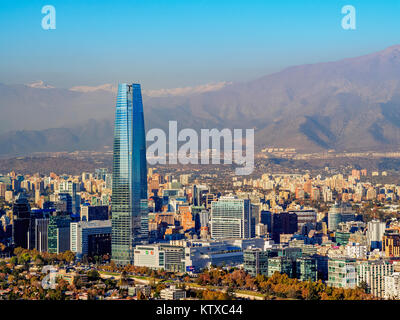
<box><xmin>296</xmin><ymin>257</ymin><xmax>317</xmax><ymax>281</ymax></box>
<box><xmin>328</xmin><ymin>202</ymin><xmax>356</xmax><ymax>231</ymax></box>
<box><xmin>345</xmin><ymin>242</ymin><xmax>367</xmax><ymax>259</ymax></box>
<box><xmin>34</xmin><ymin>218</ymin><xmax>49</xmax><ymax>252</ymax></box>
<box><xmin>267</xmin><ymin>256</ymin><xmax>293</xmax><ymax>277</ymax></box>
<box><xmin>288</xmin><ymin>209</ymin><xmax>317</xmax><ymax>234</ymax></box>
<box><xmin>260</xmin><ymin>210</ymin><xmax>272</xmax><ymax>233</ymax></box>
<box><xmin>271</xmin><ymin>212</ymin><xmax>298</xmax><ymax>243</ymax></box>
<box><xmin>327</xmin><ymin>258</ymin><xmax>357</xmax><ymax>289</ymax></box>
<box><xmin>210</xmin><ymin>196</ymin><xmax>251</xmax><ymax>239</ymax></box>
<box><xmin>71</xmin><ymin>220</ymin><xmax>112</xmax><ymax>258</ymax></box>
<box><xmin>48</xmin><ymin>213</ymin><xmax>71</xmax><ymax>254</ymax></box>
<box><xmin>335</xmin><ymin>231</ymin><xmax>351</xmax><ymax>246</ymax></box>
<box><xmin>112</xmin><ymin>83</ymin><xmax>148</xmax><ymax>265</ymax></box>
<box><xmin>59</xmin><ymin>181</ymin><xmax>80</xmax><ymax>214</ymax></box>
<box><xmin>12</xmin><ymin>194</ymin><xmax>31</xmax><ymax>248</ymax></box>
<box><xmin>80</xmin><ymin>205</ymin><xmax>109</xmax><ymax>221</ymax></box>
<box><xmin>192</xmin><ymin>185</ymin><xmax>209</xmax><ymax>207</ymax></box>
<box><xmin>243</xmin><ymin>248</ymin><xmax>270</xmax><ymax>276</ymax></box>
<box><xmin>367</xmin><ymin>220</ymin><xmax>386</xmax><ymax>250</ymax></box>
<box><xmin>134</xmin><ymin>243</ymin><xmax>185</xmax><ymax>273</ymax></box>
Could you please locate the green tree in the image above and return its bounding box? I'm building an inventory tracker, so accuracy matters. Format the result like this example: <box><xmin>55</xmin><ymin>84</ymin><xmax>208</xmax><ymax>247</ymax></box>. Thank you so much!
<box><xmin>87</xmin><ymin>270</ymin><xmax>100</xmax><ymax>282</ymax></box>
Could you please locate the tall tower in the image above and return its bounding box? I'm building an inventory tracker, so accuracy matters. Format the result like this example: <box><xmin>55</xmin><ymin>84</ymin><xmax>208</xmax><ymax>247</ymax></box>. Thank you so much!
<box><xmin>112</xmin><ymin>83</ymin><xmax>148</xmax><ymax>265</ymax></box>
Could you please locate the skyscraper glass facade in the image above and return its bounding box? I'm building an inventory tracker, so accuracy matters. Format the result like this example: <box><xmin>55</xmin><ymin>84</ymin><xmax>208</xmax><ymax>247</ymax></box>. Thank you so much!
<box><xmin>112</xmin><ymin>83</ymin><xmax>148</xmax><ymax>265</ymax></box>
<box><xmin>210</xmin><ymin>197</ymin><xmax>251</xmax><ymax>239</ymax></box>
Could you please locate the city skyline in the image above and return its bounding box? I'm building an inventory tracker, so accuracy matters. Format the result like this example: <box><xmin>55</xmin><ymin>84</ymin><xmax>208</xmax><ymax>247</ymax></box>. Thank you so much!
<box><xmin>3</xmin><ymin>0</ymin><xmax>400</xmax><ymax>307</ymax></box>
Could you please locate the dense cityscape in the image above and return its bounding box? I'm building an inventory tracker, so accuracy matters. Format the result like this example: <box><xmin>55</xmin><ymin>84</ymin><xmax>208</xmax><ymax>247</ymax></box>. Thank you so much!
<box><xmin>3</xmin><ymin>3</ymin><xmax>400</xmax><ymax>313</ymax></box>
<box><xmin>2</xmin><ymin>108</ymin><xmax>400</xmax><ymax>300</ymax></box>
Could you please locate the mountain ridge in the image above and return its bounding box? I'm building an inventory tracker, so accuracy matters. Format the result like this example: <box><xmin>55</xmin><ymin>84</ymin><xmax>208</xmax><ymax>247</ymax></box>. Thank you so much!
<box><xmin>2</xmin><ymin>45</ymin><xmax>400</xmax><ymax>156</ymax></box>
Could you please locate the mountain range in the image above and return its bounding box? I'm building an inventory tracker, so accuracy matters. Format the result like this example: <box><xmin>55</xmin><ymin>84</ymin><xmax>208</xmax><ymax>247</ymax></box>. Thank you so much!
<box><xmin>2</xmin><ymin>45</ymin><xmax>400</xmax><ymax>157</ymax></box>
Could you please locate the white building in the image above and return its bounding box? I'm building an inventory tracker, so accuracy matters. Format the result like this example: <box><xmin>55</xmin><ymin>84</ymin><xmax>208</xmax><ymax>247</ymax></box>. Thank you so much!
<box><xmin>384</xmin><ymin>272</ymin><xmax>400</xmax><ymax>300</ymax></box>
<box><xmin>134</xmin><ymin>244</ymin><xmax>185</xmax><ymax>273</ymax></box>
<box><xmin>134</xmin><ymin>238</ymin><xmax>266</xmax><ymax>274</ymax></box>
<box><xmin>367</xmin><ymin>220</ymin><xmax>386</xmax><ymax>250</ymax></box>
<box><xmin>345</xmin><ymin>242</ymin><xmax>367</xmax><ymax>259</ymax></box>
<box><xmin>210</xmin><ymin>196</ymin><xmax>251</xmax><ymax>239</ymax></box>
<box><xmin>357</xmin><ymin>260</ymin><xmax>393</xmax><ymax>298</ymax></box>
<box><xmin>160</xmin><ymin>285</ymin><xmax>186</xmax><ymax>300</ymax></box>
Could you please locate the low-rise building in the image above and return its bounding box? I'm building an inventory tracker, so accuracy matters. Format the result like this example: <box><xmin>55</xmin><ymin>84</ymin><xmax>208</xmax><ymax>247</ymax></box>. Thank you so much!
<box><xmin>56</xmin><ymin>269</ymin><xmax>87</xmax><ymax>285</ymax></box>
<box><xmin>134</xmin><ymin>244</ymin><xmax>185</xmax><ymax>273</ymax></box>
<box><xmin>160</xmin><ymin>285</ymin><xmax>186</xmax><ymax>300</ymax></box>
<box><xmin>128</xmin><ymin>285</ymin><xmax>151</xmax><ymax>297</ymax></box>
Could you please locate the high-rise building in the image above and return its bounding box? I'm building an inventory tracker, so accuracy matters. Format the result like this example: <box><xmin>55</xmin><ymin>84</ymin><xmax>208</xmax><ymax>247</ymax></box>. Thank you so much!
<box><xmin>192</xmin><ymin>185</ymin><xmax>209</xmax><ymax>207</ymax></box>
<box><xmin>0</xmin><ymin>183</ymin><xmax>6</xmax><ymax>198</ymax></box>
<box><xmin>28</xmin><ymin>209</ymin><xmax>49</xmax><ymax>250</ymax></box>
<box><xmin>383</xmin><ymin>232</ymin><xmax>400</xmax><ymax>257</ymax></box>
<box><xmin>271</xmin><ymin>212</ymin><xmax>298</xmax><ymax>243</ymax></box>
<box><xmin>260</xmin><ymin>210</ymin><xmax>272</xmax><ymax>233</ymax></box>
<box><xmin>59</xmin><ymin>181</ymin><xmax>80</xmax><ymax>215</ymax></box>
<box><xmin>288</xmin><ymin>209</ymin><xmax>317</xmax><ymax>234</ymax></box>
<box><xmin>12</xmin><ymin>194</ymin><xmax>31</xmax><ymax>248</ymax></box>
<box><xmin>367</xmin><ymin>220</ymin><xmax>386</xmax><ymax>250</ymax></box>
<box><xmin>112</xmin><ymin>83</ymin><xmax>148</xmax><ymax>265</ymax></box>
<box><xmin>384</xmin><ymin>272</ymin><xmax>400</xmax><ymax>300</ymax></box>
<box><xmin>80</xmin><ymin>205</ymin><xmax>109</xmax><ymax>221</ymax></box>
<box><xmin>105</xmin><ymin>173</ymin><xmax>113</xmax><ymax>189</ymax></box>
<box><xmin>328</xmin><ymin>202</ymin><xmax>356</xmax><ymax>231</ymax></box>
<box><xmin>34</xmin><ymin>218</ymin><xmax>49</xmax><ymax>252</ymax></box>
<box><xmin>357</xmin><ymin>260</ymin><xmax>393</xmax><ymax>298</ymax></box>
<box><xmin>210</xmin><ymin>196</ymin><xmax>251</xmax><ymax>239</ymax></box>
<box><xmin>47</xmin><ymin>213</ymin><xmax>71</xmax><ymax>254</ymax></box>
<box><xmin>70</xmin><ymin>220</ymin><xmax>111</xmax><ymax>258</ymax></box>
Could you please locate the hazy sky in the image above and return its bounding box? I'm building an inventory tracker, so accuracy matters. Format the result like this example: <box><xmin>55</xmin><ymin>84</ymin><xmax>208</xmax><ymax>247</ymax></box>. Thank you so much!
<box><xmin>1</xmin><ymin>0</ymin><xmax>400</xmax><ymax>89</ymax></box>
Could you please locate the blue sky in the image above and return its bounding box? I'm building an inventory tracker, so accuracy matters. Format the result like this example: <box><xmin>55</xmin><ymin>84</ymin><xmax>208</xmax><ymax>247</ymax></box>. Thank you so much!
<box><xmin>0</xmin><ymin>0</ymin><xmax>400</xmax><ymax>89</ymax></box>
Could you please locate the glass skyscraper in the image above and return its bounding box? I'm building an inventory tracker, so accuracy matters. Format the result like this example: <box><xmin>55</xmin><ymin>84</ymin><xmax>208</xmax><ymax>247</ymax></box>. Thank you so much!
<box><xmin>210</xmin><ymin>196</ymin><xmax>251</xmax><ymax>239</ymax></box>
<box><xmin>112</xmin><ymin>83</ymin><xmax>148</xmax><ymax>265</ymax></box>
